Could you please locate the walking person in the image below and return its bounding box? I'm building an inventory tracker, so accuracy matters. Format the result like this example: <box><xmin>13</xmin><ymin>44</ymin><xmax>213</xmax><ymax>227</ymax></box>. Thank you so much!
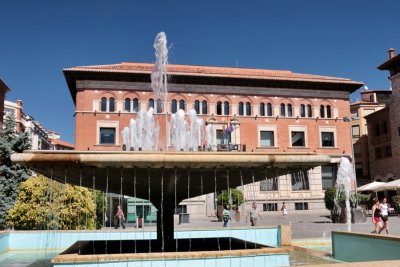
<box><xmin>222</xmin><ymin>205</ymin><xmax>230</xmax><ymax>227</ymax></box>
<box><xmin>114</xmin><ymin>205</ymin><xmax>126</xmax><ymax>229</ymax></box>
<box><xmin>371</xmin><ymin>198</ymin><xmax>382</xmax><ymax>234</ymax></box>
<box><xmin>281</xmin><ymin>202</ymin><xmax>288</xmax><ymax>218</ymax></box>
<box><xmin>248</xmin><ymin>202</ymin><xmax>262</xmax><ymax>226</ymax></box>
<box><xmin>379</xmin><ymin>197</ymin><xmax>389</xmax><ymax>234</ymax></box>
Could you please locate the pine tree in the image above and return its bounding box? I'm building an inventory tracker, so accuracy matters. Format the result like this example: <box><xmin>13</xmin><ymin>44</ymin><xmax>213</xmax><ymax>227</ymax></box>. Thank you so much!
<box><xmin>0</xmin><ymin>112</ymin><xmax>31</xmax><ymax>229</ymax></box>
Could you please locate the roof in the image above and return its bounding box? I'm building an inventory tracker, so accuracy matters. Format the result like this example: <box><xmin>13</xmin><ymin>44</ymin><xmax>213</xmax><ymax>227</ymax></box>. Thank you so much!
<box><xmin>360</xmin><ymin>89</ymin><xmax>391</xmax><ymax>94</ymax></box>
<box><xmin>364</xmin><ymin>107</ymin><xmax>389</xmax><ymax>121</ymax></box>
<box><xmin>378</xmin><ymin>53</ymin><xmax>400</xmax><ymax>70</ymax></box>
<box><xmin>64</xmin><ymin>62</ymin><xmax>364</xmax><ymax>104</ymax></box>
<box><xmin>50</xmin><ymin>138</ymin><xmax>75</xmax><ymax>149</ymax></box>
<box><xmin>0</xmin><ymin>79</ymin><xmax>11</xmax><ymax>94</ymax></box>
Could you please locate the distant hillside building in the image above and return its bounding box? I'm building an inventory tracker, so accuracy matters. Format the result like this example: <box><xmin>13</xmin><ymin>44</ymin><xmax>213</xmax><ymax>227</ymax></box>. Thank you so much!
<box><xmin>64</xmin><ymin>62</ymin><xmax>363</xmax><ymax>217</ymax></box>
<box><xmin>0</xmin><ymin>79</ymin><xmax>11</xmax><ymax>129</ymax></box>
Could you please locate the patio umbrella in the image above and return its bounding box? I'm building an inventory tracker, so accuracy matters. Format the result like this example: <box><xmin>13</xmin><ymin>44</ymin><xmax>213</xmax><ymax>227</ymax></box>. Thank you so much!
<box><xmin>378</xmin><ymin>179</ymin><xmax>400</xmax><ymax>190</ymax></box>
<box><xmin>357</xmin><ymin>181</ymin><xmax>387</xmax><ymax>192</ymax></box>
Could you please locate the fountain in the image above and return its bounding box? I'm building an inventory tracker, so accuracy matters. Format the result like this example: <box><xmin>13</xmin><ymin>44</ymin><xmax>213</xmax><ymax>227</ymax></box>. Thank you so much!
<box><xmin>10</xmin><ymin>32</ymin><xmax>333</xmax><ymax>266</ymax></box>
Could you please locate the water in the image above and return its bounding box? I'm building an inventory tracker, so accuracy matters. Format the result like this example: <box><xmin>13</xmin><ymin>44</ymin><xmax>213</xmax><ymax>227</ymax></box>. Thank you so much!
<box><xmin>335</xmin><ymin>157</ymin><xmax>356</xmax><ymax>232</ymax></box>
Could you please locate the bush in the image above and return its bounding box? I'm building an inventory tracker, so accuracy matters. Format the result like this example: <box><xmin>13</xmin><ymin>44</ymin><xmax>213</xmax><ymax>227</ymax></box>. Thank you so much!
<box><xmin>7</xmin><ymin>175</ymin><xmax>97</xmax><ymax>230</ymax></box>
<box><xmin>218</xmin><ymin>188</ymin><xmax>244</xmax><ymax>210</ymax></box>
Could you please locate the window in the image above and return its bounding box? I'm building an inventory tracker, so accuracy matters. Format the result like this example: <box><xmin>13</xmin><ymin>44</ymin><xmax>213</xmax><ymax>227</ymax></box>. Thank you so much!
<box><xmin>172</xmin><ymin>99</ymin><xmax>177</xmax><ymax>113</ymax></box>
<box><xmin>133</xmin><ymin>98</ymin><xmax>139</xmax><ymax>112</ymax></box>
<box><xmin>383</xmin><ymin>121</ymin><xmax>388</xmax><ymax>134</ymax></box>
<box><xmin>156</xmin><ymin>99</ymin><xmax>162</xmax><ymax>113</ymax></box>
<box><xmin>291</xmin><ymin>171</ymin><xmax>310</xmax><ymax>190</ymax></box>
<box><xmin>246</xmin><ymin>102</ymin><xmax>251</xmax><ymax>116</ymax></box>
<box><xmin>100</xmin><ymin>128</ymin><xmax>116</xmax><ymax>144</ymax></box>
<box><xmin>352</xmin><ymin>126</ymin><xmax>360</xmax><ymax>138</ymax></box>
<box><xmin>353</xmin><ymin>144</ymin><xmax>362</xmax><ymax>157</ymax></box>
<box><xmin>216</xmin><ymin>129</ymin><xmax>231</xmax><ymax>145</ymax></box>
<box><xmin>260</xmin><ymin>177</ymin><xmax>278</xmax><ymax>191</ymax></box>
<box><xmin>287</xmin><ymin>104</ymin><xmax>293</xmax><ymax>117</ymax></box>
<box><xmin>202</xmin><ymin>100</ymin><xmax>208</xmax><ymax>115</ymax></box>
<box><xmin>101</xmin><ymin>97</ymin><xmax>107</xmax><ymax>112</ymax></box>
<box><xmin>300</xmin><ymin>104</ymin><xmax>306</xmax><ymax>117</ymax></box>
<box><xmin>263</xmin><ymin>203</ymin><xmax>278</xmax><ymax>211</ymax></box>
<box><xmin>280</xmin><ymin>104</ymin><xmax>285</xmax><ymax>117</ymax></box>
<box><xmin>260</xmin><ymin>131</ymin><xmax>274</xmax><ymax>147</ymax></box>
<box><xmin>307</xmin><ymin>104</ymin><xmax>312</xmax><ymax>117</ymax></box>
<box><xmin>267</xmin><ymin>103</ymin><xmax>272</xmax><ymax>116</ymax></box>
<box><xmin>217</xmin><ymin>101</ymin><xmax>222</xmax><ymax>115</ymax></box>
<box><xmin>322</xmin><ymin>165</ymin><xmax>337</xmax><ymax>190</ymax></box>
<box><xmin>194</xmin><ymin>100</ymin><xmax>200</xmax><ymax>114</ymax></box>
<box><xmin>321</xmin><ymin>132</ymin><xmax>334</xmax><ymax>147</ymax></box>
<box><xmin>179</xmin><ymin>99</ymin><xmax>185</xmax><ymax>111</ymax></box>
<box><xmin>109</xmin><ymin>97</ymin><xmax>115</xmax><ymax>112</ymax></box>
<box><xmin>291</xmin><ymin>131</ymin><xmax>305</xmax><ymax>147</ymax></box>
<box><xmin>125</xmin><ymin>98</ymin><xmax>131</xmax><ymax>112</ymax></box>
<box><xmin>326</xmin><ymin>105</ymin><xmax>332</xmax><ymax>118</ymax></box>
<box><xmin>260</xmin><ymin>103</ymin><xmax>265</xmax><ymax>116</ymax></box>
<box><xmin>238</xmin><ymin>102</ymin><xmax>244</xmax><ymax>116</ymax></box>
<box><xmin>351</xmin><ymin>110</ymin><xmax>359</xmax><ymax>119</ymax></box>
<box><xmin>175</xmin><ymin>205</ymin><xmax>187</xmax><ymax>214</ymax></box>
<box><xmin>295</xmin><ymin>203</ymin><xmax>308</xmax><ymax>210</ymax></box>
<box><xmin>375</xmin><ymin>147</ymin><xmax>382</xmax><ymax>159</ymax></box>
<box><xmin>224</xmin><ymin>101</ymin><xmax>230</xmax><ymax>115</ymax></box>
<box><xmin>149</xmin><ymin>98</ymin><xmax>154</xmax><ymax>109</ymax></box>
<box><xmin>385</xmin><ymin>146</ymin><xmax>392</xmax><ymax>157</ymax></box>
<box><xmin>320</xmin><ymin>105</ymin><xmax>325</xmax><ymax>118</ymax></box>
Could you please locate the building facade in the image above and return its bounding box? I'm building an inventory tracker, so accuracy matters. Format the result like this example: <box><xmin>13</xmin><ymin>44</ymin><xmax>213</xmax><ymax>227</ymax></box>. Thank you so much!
<box><xmin>0</xmin><ymin>79</ymin><xmax>11</xmax><ymax>129</ymax></box>
<box><xmin>366</xmin><ymin>48</ymin><xmax>400</xmax><ymax>183</ymax></box>
<box><xmin>64</xmin><ymin>62</ymin><xmax>363</xmax><ymax>216</ymax></box>
<box><xmin>350</xmin><ymin>90</ymin><xmax>391</xmax><ymax>185</ymax></box>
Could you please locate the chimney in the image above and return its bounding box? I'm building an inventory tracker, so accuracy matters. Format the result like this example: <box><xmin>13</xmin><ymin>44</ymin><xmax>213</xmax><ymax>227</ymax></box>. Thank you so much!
<box><xmin>388</xmin><ymin>48</ymin><xmax>395</xmax><ymax>59</ymax></box>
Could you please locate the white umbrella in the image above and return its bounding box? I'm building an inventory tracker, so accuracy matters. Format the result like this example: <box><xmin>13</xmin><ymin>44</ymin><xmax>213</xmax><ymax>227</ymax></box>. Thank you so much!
<box><xmin>378</xmin><ymin>179</ymin><xmax>400</xmax><ymax>190</ymax></box>
<box><xmin>357</xmin><ymin>181</ymin><xmax>387</xmax><ymax>192</ymax></box>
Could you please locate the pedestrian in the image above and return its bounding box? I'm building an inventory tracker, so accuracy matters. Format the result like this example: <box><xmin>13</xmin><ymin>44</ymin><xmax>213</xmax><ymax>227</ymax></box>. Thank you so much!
<box><xmin>248</xmin><ymin>202</ymin><xmax>262</xmax><ymax>226</ymax></box>
<box><xmin>223</xmin><ymin>205</ymin><xmax>230</xmax><ymax>227</ymax></box>
<box><xmin>114</xmin><ymin>205</ymin><xmax>126</xmax><ymax>229</ymax></box>
<box><xmin>371</xmin><ymin>198</ymin><xmax>381</xmax><ymax>234</ymax></box>
<box><xmin>281</xmin><ymin>202</ymin><xmax>288</xmax><ymax>218</ymax></box>
<box><xmin>379</xmin><ymin>197</ymin><xmax>389</xmax><ymax>234</ymax></box>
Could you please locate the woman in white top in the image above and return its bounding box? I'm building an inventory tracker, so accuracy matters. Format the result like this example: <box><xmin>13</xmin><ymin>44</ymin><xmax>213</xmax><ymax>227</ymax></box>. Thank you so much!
<box><xmin>379</xmin><ymin>197</ymin><xmax>389</xmax><ymax>234</ymax></box>
<box><xmin>281</xmin><ymin>202</ymin><xmax>288</xmax><ymax>218</ymax></box>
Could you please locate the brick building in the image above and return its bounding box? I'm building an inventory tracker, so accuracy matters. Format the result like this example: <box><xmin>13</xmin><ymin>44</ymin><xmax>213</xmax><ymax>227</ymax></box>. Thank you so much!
<box><xmin>350</xmin><ymin>89</ymin><xmax>391</xmax><ymax>184</ymax></box>
<box><xmin>0</xmin><ymin>79</ymin><xmax>11</xmax><ymax>129</ymax></box>
<box><xmin>366</xmin><ymin>48</ymin><xmax>400</xmax><ymax>183</ymax></box>
<box><xmin>64</xmin><ymin>62</ymin><xmax>363</xmax><ymax>216</ymax></box>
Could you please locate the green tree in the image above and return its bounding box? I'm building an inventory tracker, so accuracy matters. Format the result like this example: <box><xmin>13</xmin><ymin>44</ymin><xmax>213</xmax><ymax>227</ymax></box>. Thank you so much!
<box><xmin>218</xmin><ymin>188</ymin><xmax>244</xmax><ymax>210</ymax></box>
<box><xmin>0</xmin><ymin>113</ymin><xmax>31</xmax><ymax>229</ymax></box>
<box><xmin>7</xmin><ymin>175</ymin><xmax>97</xmax><ymax>230</ymax></box>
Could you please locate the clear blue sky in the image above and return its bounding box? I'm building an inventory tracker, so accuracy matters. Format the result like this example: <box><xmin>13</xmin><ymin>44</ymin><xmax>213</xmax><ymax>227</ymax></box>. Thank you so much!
<box><xmin>1</xmin><ymin>1</ymin><xmax>399</xmax><ymax>144</ymax></box>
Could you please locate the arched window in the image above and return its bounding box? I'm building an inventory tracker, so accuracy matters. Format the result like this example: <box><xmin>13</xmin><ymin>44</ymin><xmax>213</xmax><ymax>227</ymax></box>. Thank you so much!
<box><xmin>125</xmin><ymin>98</ymin><xmax>131</xmax><ymax>112</ymax></box>
<box><xmin>202</xmin><ymin>100</ymin><xmax>208</xmax><ymax>115</ymax></box>
<box><xmin>179</xmin><ymin>99</ymin><xmax>185</xmax><ymax>111</ymax></box>
<box><xmin>101</xmin><ymin>97</ymin><xmax>107</xmax><ymax>112</ymax></box>
<box><xmin>246</xmin><ymin>102</ymin><xmax>251</xmax><ymax>116</ymax></box>
<box><xmin>109</xmin><ymin>97</ymin><xmax>115</xmax><ymax>112</ymax></box>
<box><xmin>287</xmin><ymin>104</ymin><xmax>293</xmax><ymax>117</ymax></box>
<box><xmin>224</xmin><ymin>101</ymin><xmax>230</xmax><ymax>115</ymax></box>
<box><xmin>238</xmin><ymin>102</ymin><xmax>244</xmax><ymax>116</ymax></box>
<box><xmin>133</xmin><ymin>98</ymin><xmax>139</xmax><ymax>112</ymax></box>
<box><xmin>307</xmin><ymin>104</ymin><xmax>312</xmax><ymax>117</ymax></box>
<box><xmin>217</xmin><ymin>101</ymin><xmax>222</xmax><ymax>115</ymax></box>
<box><xmin>157</xmin><ymin>99</ymin><xmax>162</xmax><ymax>113</ymax></box>
<box><xmin>149</xmin><ymin>98</ymin><xmax>154</xmax><ymax>109</ymax></box>
<box><xmin>300</xmin><ymin>104</ymin><xmax>305</xmax><ymax>117</ymax></box>
<box><xmin>267</xmin><ymin>103</ymin><xmax>272</xmax><ymax>116</ymax></box>
<box><xmin>260</xmin><ymin>103</ymin><xmax>265</xmax><ymax>116</ymax></box>
<box><xmin>194</xmin><ymin>100</ymin><xmax>200</xmax><ymax>114</ymax></box>
<box><xmin>320</xmin><ymin>105</ymin><xmax>325</xmax><ymax>118</ymax></box>
<box><xmin>280</xmin><ymin>103</ymin><xmax>286</xmax><ymax>117</ymax></box>
<box><xmin>172</xmin><ymin>99</ymin><xmax>177</xmax><ymax>113</ymax></box>
<box><xmin>326</xmin><ymin>105</ymin><xmax>332</xmax><ymax>118</ymax></box>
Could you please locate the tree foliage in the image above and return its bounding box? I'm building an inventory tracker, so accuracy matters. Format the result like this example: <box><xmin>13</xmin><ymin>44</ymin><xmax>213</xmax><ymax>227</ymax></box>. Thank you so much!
<box><xmin>0</xmin><ymin>112</ymin><xmax>31</xmax><ymax>229</ymax></box>
<box><xmin>218</xmin><ymin>188</ymin><xmax>244</xmax><ymax>210</ymax></box>
<box><xmin>7</xmin><ymin>175</ymin><xmax>98</xmax><ymax>230</ymax></box>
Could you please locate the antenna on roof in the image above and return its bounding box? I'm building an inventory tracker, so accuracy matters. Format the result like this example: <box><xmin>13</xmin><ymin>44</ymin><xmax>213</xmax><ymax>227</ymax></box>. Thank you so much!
<box><xmin>364</xmin><ymin>86</ymin><xmax>368</xmax><ymax>91</ymax></box>
<box><xmin>235</xmin><ymin>58</ymin><xmax>239</xmax><ymax>68</ymax></box>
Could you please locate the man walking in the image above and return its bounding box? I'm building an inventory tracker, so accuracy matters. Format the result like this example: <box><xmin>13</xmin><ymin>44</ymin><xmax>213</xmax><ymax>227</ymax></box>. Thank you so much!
<box><xmin>114</xmin><ymin>205</ymin><xmax>126</xmax><ymax>229</ymax></box>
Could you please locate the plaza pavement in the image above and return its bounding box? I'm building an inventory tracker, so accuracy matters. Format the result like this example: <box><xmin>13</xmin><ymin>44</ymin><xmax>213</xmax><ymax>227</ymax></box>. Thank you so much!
<box><xmin>122</xmin><ymin>211</ymin><xmax>400</xmax><ymax>240</ymax></box>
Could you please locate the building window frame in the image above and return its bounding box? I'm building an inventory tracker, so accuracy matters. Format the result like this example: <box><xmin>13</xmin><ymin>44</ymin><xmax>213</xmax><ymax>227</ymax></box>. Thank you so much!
<box><xmin>289</xmin><ymin>125</ymin><xmax>307</xmax><ymax>147</ymax></box>
<box><xmin>97</xmin><ymin>120</ymin><xmax>119</xmax><ymax>145</ymax></box>
<box><xmin>258</xmin><ymin>125</ymin><xmax>277</xmax><ymax>148</ymax></box>
<box><xmin>319</xmin><ymin>126</ymin><xmax>336</xmax><ymax>148</ymax></box>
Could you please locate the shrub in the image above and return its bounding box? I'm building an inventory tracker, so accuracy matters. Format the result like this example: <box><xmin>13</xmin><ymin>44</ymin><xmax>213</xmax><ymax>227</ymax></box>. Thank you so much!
<box><xmin>218</xmin><ymin>188</ymin><xmax>244</xmax><ymax>210</ymax></box>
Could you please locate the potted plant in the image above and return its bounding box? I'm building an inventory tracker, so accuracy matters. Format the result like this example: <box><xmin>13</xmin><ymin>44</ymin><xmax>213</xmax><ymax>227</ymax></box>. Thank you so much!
<box><xmin>218</xmin><ymin>189</ymin><xmax>244</xmax><ymax>222</ymax></box>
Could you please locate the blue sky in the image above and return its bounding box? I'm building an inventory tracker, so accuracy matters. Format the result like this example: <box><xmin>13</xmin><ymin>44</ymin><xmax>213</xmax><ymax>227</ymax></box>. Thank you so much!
<box><xmin>1</xmin><ymin>1</ymin><xmax>399</xmax><ymax>144</ymax></box>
